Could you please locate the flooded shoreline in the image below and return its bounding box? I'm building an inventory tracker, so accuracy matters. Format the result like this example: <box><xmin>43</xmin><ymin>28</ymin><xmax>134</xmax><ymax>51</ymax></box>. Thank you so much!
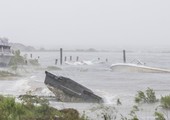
<box><xmin>0</xmin><ymin>51</ymin><xmax>170</xmax><ymax>119</ymax></box>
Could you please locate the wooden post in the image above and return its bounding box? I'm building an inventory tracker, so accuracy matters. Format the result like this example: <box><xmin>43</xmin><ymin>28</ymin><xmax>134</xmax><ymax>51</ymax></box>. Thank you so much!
<box><xmin>70</xmin><ymin>56</ymin><xmax>72</xmax><ymax>61</ymax></box>
<box><xmin>64</xmin><ymin>56</ymin><xmax>67</xmax><ymax>61</ymax></box>
<box><xmin>55</xmin><ymin>59</ymin><xmax>58</xmax><ymax>65</ymax></box>
<box><xmin>30</xmin><ymin>54</ymin><xmax>32</xmax><ymax>58</ymax></box>
<box><xmin>106</xmin><ymin>58</ymin><xmax>108</xmax><ymax>62</ymax></box>
<box><xmin>25</xmin><ymin>60</ymin><xmax>28</xmax><ymax>65</ymax></box>
<box><xmin>60</xmin><ymin>48</ymin><xmax>63</xmax><ymax>65</ymax></box>
<box><xmin>76</xmin><ymin>56</ymin><xmax>79</xmax><ymax>61</ymax></box>
<box><xmin>123</xmin><ymin>50</ymin><xmax>126</xmax><ymax>63</ymax></box>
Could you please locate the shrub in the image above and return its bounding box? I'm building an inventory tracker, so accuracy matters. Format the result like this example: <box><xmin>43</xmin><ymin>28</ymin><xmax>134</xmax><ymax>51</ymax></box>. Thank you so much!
<box><xmin>0</xmin><ymin>94</ymin><xmax>87</xmax><ymax>120</ymax></box>
<box><xmin>146</xmin><ymin>88</ymin><xmax>157</xmax><ymax>103</ymax></box>
<box><xmin>59</xmin><ymin>108</ymin><xmax>83</xmax><ymax>120</ymax></box>
<box><xmin>9</xmin><ymin>50</ymin><xmax>25</xmax><ymax>66</ymax></box>
<box><xmin>160</xmin><ymin>95</ymin><xmax>170</xmax><ymax>109</ymax></box>
<box><xmin>135</xmin><ymin>88</ymin><xmax>157</xmax><ymax>104</ymax></box>
<box><xmin>155</xmin><ymin>112</ymin><xmax>166</xmax><ymax>120</ymax></box>
<box><xmin>135</xmin><ymin>91</ymin><xmax>146</xmax><ymax>103</ymax></box>
<box><xmin>91</xmin><ymin>105</ymin><xmax>118</xmax><ymax>120</ymax></box>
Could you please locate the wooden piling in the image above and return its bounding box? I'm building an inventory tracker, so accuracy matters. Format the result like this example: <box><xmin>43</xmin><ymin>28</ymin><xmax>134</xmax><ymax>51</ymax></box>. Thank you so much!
<box><xmin>60</xmin><ymin>48</ymin><xmax>63</xmax><ymax>65</ymax></box>
<box><xmin>64</xmin><ymin>56</ymin><xmax>67</xmax><ymax>61</ymax></box>
<box><xmin>123</xmin><ymin>50</ymin><xmax>126</xmax><ymax>63</ymax></box>
<box><xmin>55</xmin><ymin>59</ymin><xmax>58</xmax><ymax>65</ymax></box>
<box><xmin>76</xmin><ymin>56</ymin><xmax>79</xmax><ymax>61</ymax></box>
<box><xmin>70</xmin><ymin>56</ymin><xmax>72</xmax><ymax>61</ymax></box>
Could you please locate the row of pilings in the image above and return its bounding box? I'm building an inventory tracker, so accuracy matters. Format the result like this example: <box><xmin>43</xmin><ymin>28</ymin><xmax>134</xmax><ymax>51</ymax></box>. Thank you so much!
<box><xmin>55</xmin><ymin>48</ymin><xmax>126</xmax><ymax>65</ymax></box>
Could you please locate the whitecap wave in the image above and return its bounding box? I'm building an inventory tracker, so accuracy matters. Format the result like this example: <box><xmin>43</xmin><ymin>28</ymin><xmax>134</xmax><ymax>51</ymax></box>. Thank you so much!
<box><xmin>11</xmin><ymin>79</ymin><xmax>31</xmax><ymax>95</ymax></box>
<box><xmin>95</xmin><ymin>90</ymin><xmax>115</xmax><ymax>104</ymax></box>
<box><xmin>65</xmin><ymin>59</ymin><xmax>106</xmax><ymax>66</ymax></box>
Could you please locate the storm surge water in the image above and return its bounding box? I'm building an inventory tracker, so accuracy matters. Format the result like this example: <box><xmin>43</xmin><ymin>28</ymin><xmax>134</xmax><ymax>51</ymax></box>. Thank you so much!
<box><xmin>1</xmin><ymin>50</ymin><xmax>170</xmax><ymax>119</ymax></box>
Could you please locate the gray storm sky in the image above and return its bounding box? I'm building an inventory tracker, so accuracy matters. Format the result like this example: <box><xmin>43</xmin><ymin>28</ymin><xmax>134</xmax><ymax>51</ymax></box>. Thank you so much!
<box><xmin>0</xmin><ymin>0</ymin><xmax>170</xmax><ymax>49</ymax></box>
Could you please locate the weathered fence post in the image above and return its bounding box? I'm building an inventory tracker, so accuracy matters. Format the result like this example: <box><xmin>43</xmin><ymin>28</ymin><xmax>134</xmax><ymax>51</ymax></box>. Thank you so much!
<box><xmin>60</xmin><ymin>48</ymin><xmax>63</xmax><ymax>65</ymax></box>
<box><xmin>123</xmin><ymin>50</ymin><xmax>126</xmax><ymax>63</ymax></box>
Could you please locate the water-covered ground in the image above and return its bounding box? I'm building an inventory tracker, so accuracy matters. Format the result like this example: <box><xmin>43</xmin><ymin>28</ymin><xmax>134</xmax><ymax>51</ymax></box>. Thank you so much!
<box><xmin>1</xmin><ymin>51</ymin><xmax>170</xmax><ymax>119</ymax></box>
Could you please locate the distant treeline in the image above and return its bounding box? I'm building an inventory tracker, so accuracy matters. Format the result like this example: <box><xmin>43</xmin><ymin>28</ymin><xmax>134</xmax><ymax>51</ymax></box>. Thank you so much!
<box><xmin>35</xmin><ymin>48</ymin><xmax>110</xmax><ymax>52</ymax></box>
<box><xmin>10</xmin><ymin>42</ymin><xmax>110</xmax><ymax>52</ymax></box>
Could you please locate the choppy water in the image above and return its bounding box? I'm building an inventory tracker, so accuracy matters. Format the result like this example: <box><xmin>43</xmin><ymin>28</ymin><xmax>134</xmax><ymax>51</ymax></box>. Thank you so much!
<box><xmin>1</xmin><ymin>51</ymin><xmax>170</xmax><ymax>119</ymax></box>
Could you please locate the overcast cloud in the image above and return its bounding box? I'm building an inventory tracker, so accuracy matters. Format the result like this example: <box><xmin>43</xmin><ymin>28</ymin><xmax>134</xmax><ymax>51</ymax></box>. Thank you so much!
<box><xmin>0</xmin><ymin>0</ymin><xmax>170</xmax><ymax>50</ymax></box>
